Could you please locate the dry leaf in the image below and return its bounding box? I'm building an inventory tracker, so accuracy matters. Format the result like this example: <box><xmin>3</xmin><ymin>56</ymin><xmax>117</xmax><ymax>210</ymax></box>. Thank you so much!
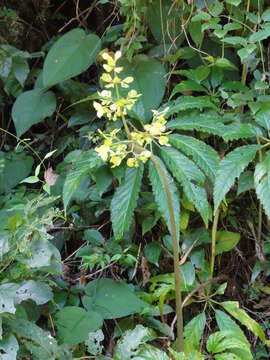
<box><xmin>44</xmin><ymin>167</ymin><xmax>59</xmax><ymax>185</ymax></box>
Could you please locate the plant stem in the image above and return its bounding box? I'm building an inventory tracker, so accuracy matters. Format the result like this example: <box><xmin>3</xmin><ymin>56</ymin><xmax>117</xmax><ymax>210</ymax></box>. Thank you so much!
<box><xmin>211</xmin><ymin>208</ymin><xmax>220</xmax><ymax>278</ymax></box>
<box><xmin>114</xmin><ymin>75</ymin><xmax>131</xmax><ymax>140</ymax></box>
<box><xmin>257</xmin><ymin>137</ymin><xmax>263</xmax><ymax>244</ymax></box>
<box><xmin>151</xmin><ymin>155</ymin><xmax>184</xmax><ymax>352</ymax></box>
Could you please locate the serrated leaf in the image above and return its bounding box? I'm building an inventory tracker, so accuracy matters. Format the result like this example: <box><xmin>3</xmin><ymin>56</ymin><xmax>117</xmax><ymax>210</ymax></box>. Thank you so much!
<box><xmin>111</xmin><ymin>164</ymin><xmax>143</xmax><ymax>240</ymax></box>
<box><xmin>149</xmin><ymin>157</ymin><xmax>180</xmax><ymax>244</ymax></box>
<box><xmin>214</xmin><ymin>145</ymin><xmax>259</xmax><ymax>212</ymax></box>
<box><xmin>255</xmin><ymin>151</ymin><xmax>270</xmax><ymax>218</ymax></box>
<box><xmin>184</xmin><ymin>312</ymin><xmax>206</xmax><ymax>352</ymax></box>
<box><xmin>237</xmin><ymin>171</ymin><xmax>254</xmax><ymax>195</ymax></box>
<box><xmin>161</xmin><ymin>147</ymin><xmax>209</xmax><ymax>226</ymax></box>
<box><xmin>63</xmin><ymin>150</ymin><xmax>102</xmax><ymax>209</ymax></box>
<box><xmin>12</xmin><ymin>89</ymin><xmax>56</xmax><ymax>137</ymax></box>
<box><xmin>167</xmin><ymin>96</ymin><xmax>217</xmax><ymax>116</ymax></box>
<box><xmin>169</xmin><ymin>134</ymin><xmax>219</xmax><ymax>183</ymax></box>
<box><xmin>43</xmin><ymin>28</ymin><xmax>101</xmax><ymax>87</ymax></box>
<box><xmin>170</xmin><ymin>81</ymin><xmax>205</xmax><ymax>98</ymax></box>
<box><xmin>254</xmin><ymin>104</ymin><xmax>270</xmax><ymax>130</ymax></box>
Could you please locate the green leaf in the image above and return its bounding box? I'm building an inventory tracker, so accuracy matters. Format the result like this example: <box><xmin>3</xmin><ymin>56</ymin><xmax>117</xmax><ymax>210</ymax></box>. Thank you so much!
<box><xmin>43</xmin><ymin>28</ymin><xmax>101</xmax><ymax>87</ymax></box>
<box><xmin>215</xmin><ymin>58</ymin><xmax>238</xmax><ymax>70</ymax></box>
<box><xmin>145</xmin><ymin>241</ymin><xmax>162</xmax><ymax>267</ymax></box>
<box><xmin>207</xmin><ymin>331</ymin><xmax>249</xmax><ymax>355</ymax></box>
<box><xmin>149</xmin><ymin>156</ymin><xmax>180</xmax><ymax>244</ymax></box>
<box><xmin>221</xmin><ymin>301</ymin><xmax>270</xmax><ymax>346</ymax></box>
<box><xmin>167</xmin><ymin>97</ymin><xmax>217</xmax><ymax>116</ymax></box>
<box><xmin>181</xmin><ymin>261</ymin><xmax>196</xmax><ymax>287</ymax></box>
<box><xmin>119</xmin><ymin>55</ymin><xmax>166</xmax><ymax>122</ymax></box>
<box><xmin>184</xmin><ymin>312</ymin><xmax>206</xmax><ymax>352</ymax></box>
<box><xmin>254</xmin><ymin>104</ymin><xmax>270</xmax><ymax>130</ymax></box>
<box><xmin>226</xmin><ymin>0</ymin><xmax>241</xmax><ymax>5</ymax></box>
<box><xmin>161</xmin><ymin>146</ymin><xmax>209</xmax><ymax>226</ymax></box>
<box><xmin>215</xmin><ymin>310</ymin><xmax>250</xmax><ymax>346</ymax></box>
<box><xmin>262</xmin><ymin>8</ymin><xmax>270</xmax><ymax>22</ymax></box>
<box><xmin>12</xmin><ymin>89</ymin><xmax>56</xmax><ymax>137</ymax></box>
<box><xmin>249</xmin><ymin>25</ymin><xmax>270</xmax><ymax>42</ymax></box>
<box><xmin>189</xmin><ymin>21</ymin><xmax>203</xmax><ymax>46</ymax></box>
<box><xmin>214</xmin><ymin>145</ymin><xmax>259</xmax><ymax>212</ymax></box>
<box><xmin>7</xmin><ymin>318</ymin><xmax>66</xmax><ymax>358</ymax></box>
<box><xmin>0</xmin><ymin>151</ymin><xmax>33</xmax><ymax>194</ymax></box>
<box><xmin>114</xmin><ymin>325</ymin><xmax>156</xmax><ymax>360</ymax></box>
<box><xmin>63</xmin><ymin>150</ymin><xmax>102</xmax><ymax>209</ymax></box>
<box><xmin>0</xmin><ymin>334</ymin><xmax>19</xmax><ymax>360</ymax></box>
<box><xmin>55</xmin><ymin>306</ymin><xmax>103</xmax><ymax>348</ymax></box>
<box><xmin>111</xmin><ymin>164</ymin><xmax>143</xmax><ymax>240</ymax></box>
<box><xmin>169</xmin><ymin>134</ymin><xmax>219</xmax><ymax>184</ymax></box>
<box><xmin>255</xmin><ymin>151</ymin><xmax>270</xmax><ymax>218</ymax></box>
<box><xmin>237</xmin><ymin>171</ymin><xmax>254</xmax><ymax>195</ymax></box>
<box><xmin>136</xmin><ymin>344</ymin><xmax>170</xmax><ymax>359</ymax></box>
<box><xmin>84</xmin><ymin>229</ymin><xmax>104</xmax><ymax>245</ymax></box>
<box><xmin>0</xmin><ymin>232</ymin><xmax>9</xmax><ymax>260</ymax></box>
<box><xmin>223</xmin><ymin>36</ymin><xmax>247</xmax><ymax>47</ymax></box>
<box><xmin>215</xmin><ymin>231</ymin><xmax>240</xmax><ymax>255</ymax></box>
<box><xmin>170</xmin><ymin>81</ymin><xmax>206</xmax><ymax>98</ymax></box>
<box><xmin>83</xmin><ymin>278</ymin><xmax>147</xmax><ymax>319</ymax></box>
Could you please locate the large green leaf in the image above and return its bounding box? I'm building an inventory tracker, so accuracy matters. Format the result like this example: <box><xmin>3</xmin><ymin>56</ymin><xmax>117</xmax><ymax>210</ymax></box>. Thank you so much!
<box><xmin>0</xmin><ymin>151</ymin><xmax>33</xmax><ymax>194</ymax></box>
<box><xmin>12</xmin><ymin>89</ymin><xmax>56</xmax><ymax>137</ymax></box>
<box><xmin>221</xmin><ymin>301</ymin><xmax>270</xmax><ymax>347</ymax></box>
<box><xmin>254</xmin><ymin>104</ymin><xmax>270</xmax><ymax>130</ymax></box>
<box><xmin>166</xmin><ymin>97</ymin><xmax>217</xmax><ymax>116</ymax></box>
<box><xmin>111</xmin><ymin>164</ymin><xmax>143</xmax><ymax>240</ymax></box>
<box><xmin>214</xmin><ymin>145</ymin><xmax>259</xmax><ymax>212</ymax></box>
<box><xmin>119</xmin><ymin>55</ymin><xmax>166</xmax><ymax>122</ymax></box>
<box><xmin>169</xmin><ymin>134</ymin><xmax>219</xmax><ymax>183</ymax></box>
<box><xmin>148</xmin><ymin>156</ymin><xmax>180</xmax><ymax>243</ymax></box>
<box><xmin>206</xmin><ymin>331</ymin><xmax>250</xmax><ymax>357</ymax></box>
<box><xmin>0</xmin><ymin>283</ymin><xmax>19</xmax><ymax>314</ymax></box>
<box><xmin>15</xmin><ymin>280</ymin><xmax>52</xmax><ymax>305</ymax></box>
<box><xmin>83</xmin><ymin>278</ymin><xmax>147</xmax><ymax>319</ymax></box>
<box><xmin>161</xmin><ymin>147</ymin><xmax>209</xmax><ymax>226</ymax></box>
<box><xmin>55</xmin><ymin>306</ymin><xmax>103</xmax><ymax>348</ymax></box>
<box><xmin>249</xmin><ymin>25</ymin><xmax>270</xmax><ymax>42</ymax></box>
<box><xmin>184</xmin><ymin>312</ymin><xmax>206</xmax><ymax>353</ymax></box>
<box><xmin>63</xmin><ymin>150</ymin><xmax>102</xmax><ymax>209</ymax></box>
<box><xmin>43</xmin><ymin>28</ymin><xmax>101</xmax><ymax>87</ymax></box>
<box><xmin>255</xmin><ymin>151</ymin><xmax>270</xmax><ymax>218</ymax></box>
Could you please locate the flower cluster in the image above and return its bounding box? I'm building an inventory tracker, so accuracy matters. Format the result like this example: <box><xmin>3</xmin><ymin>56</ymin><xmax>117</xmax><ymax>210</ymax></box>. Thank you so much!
<box><xmin>93</xmin><ymin>50</ymin><xmax>170</xmax><ymax>169</ymax></box>
<box><xmin>95</xmin><ymin>129</ymin><xmax>151</xmax><ymax>168</ymax></box>
<box><xmin>93</xmin><ymin>51</ymin><xmax>140</xmax><ymax>121</ymax></box>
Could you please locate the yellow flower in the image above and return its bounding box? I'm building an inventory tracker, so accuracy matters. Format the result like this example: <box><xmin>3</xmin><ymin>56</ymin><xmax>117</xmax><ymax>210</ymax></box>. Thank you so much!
<box><xmin>159</xmin><ymin>136</ymin><xmax>169</xmax><ymax>146</ymax></box>
<box><xmin>110</xmin><ymin>156</ymin><xmax>122</xmax><ymax>167</ymax></box>
<box><xmin>138</xmin><ymin>150</ymin><xmax>151</xmax><ymax>163</ymax></box>
<box><xmin>115</xmin><ymin>66</ymin><xmax>123</xmax><ymax>73</ymax></box>
<box><xmin>127</xmin><ymin>157</ymin><xmax>139</xmax><ymax>167</ymax></box>
<box><xmin>95</xmin><ymin>145</ymin><xmax>110</xmax><ymax>161</ymax></box>
<box><xmin>101</xmin><ymin>73</ymin><xmax>113</xmax><ymax>83</ymax></box>
<box><xmin>103</xmin><ymin>64</ymin><xmax>113</xmax><ymax>73</ymax></box>
<box><xmin>121</xmin><ymin>76</ymin><xmax>134</xmax><ymax>88</ymax></box>
<box><xmin>93</xmin><ymin>101</ymin><xmax>104</xmax><ymax>118</ymax></box>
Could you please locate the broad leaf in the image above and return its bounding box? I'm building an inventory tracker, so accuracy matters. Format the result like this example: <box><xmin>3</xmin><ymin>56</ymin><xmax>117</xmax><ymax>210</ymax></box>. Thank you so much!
<box><xmin>12</xmin><ymin>89</ymin><xmax>56</xmax><ymax>137</ymax></box>
<box><xmin>161</xmin><ymin>147</ymin><xmax>209</xmax><ymax>225</ymax></box>
<box><xmin>63</xmin><ymin>150</ymin><xmax>102</xmax><ymax>209</ymax></box>
<box><xmin>221</xmin><ymin>301</ymin><xmax>270</xmax><ymax>346</ymax></box>
<box><xmin>207</xmin><ymin>331</ymin><xmax>250</xmax><ymax>357</ymax></box>
<box><xmin>119</xmin><ymin>55</ymin><xmax>166</xmax><ymax>122</ymax></box>
<box><xmin>167</xmin><ymin>97</ymin><xmax>217</xmax><ymax>116</ymax></box>
<box><xmin>255</xmin><ymin>151</ymin><xmax>270</xmax><ymax>218</ymax></box>
<box><xmin>169</xmin><ymin>134</ymin><xmax>219</xmax><ymax>183</ymax></box>
<box><xmin>111</xmin><ymin>164</ymin><xmax>143</xmax><ymax>240</ymax></box>
<box><xmin>43</xmin><ymin>28</ymin><xmax>101</xmax><ymax>87</ymax></box>
<box><xmin>254</xmin><ymin>104</ymin><xmax>270</xmax><ymax>131</ymax></box>
<box><xmin>149</xmin><ymin>156</ymin><xmax>180</xmax><ymax>243</ymax></box>
<box><xmin>237</xmin><ymin>171</ymin><xmax>254</xmax><ymax>195</ymax></box>
<box><xmin>184</xmin><ymin>312</ymin><xmax>206</xmax><ymax>352</ymax></box>
<box><xmin>83</xmin><ymin>278</ymin><xmax>147</xmax><ymax>319</ymax></box>
<box><xmin>249</xmin><ymin>25</ymin><xmax>270</xmax><ymax>42</ymax></box>
<box><xmin>215</xmin><ymin>231</ymin><xmax>240</xmax><ymax>255</ymax></box>
<box><xmin>214</xmin><ymin>145</ymin><xmax>259</xmax><ymax>212</ymax></box>
<box><xmin>55</xmin><ymin>306</ymin><xmax>103</xmax><ymax>348</ymax></box>
<box><xmin>136</xmin><ymin>345</ymin><xmax>170</xmax><ymax>359</ymax></box>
